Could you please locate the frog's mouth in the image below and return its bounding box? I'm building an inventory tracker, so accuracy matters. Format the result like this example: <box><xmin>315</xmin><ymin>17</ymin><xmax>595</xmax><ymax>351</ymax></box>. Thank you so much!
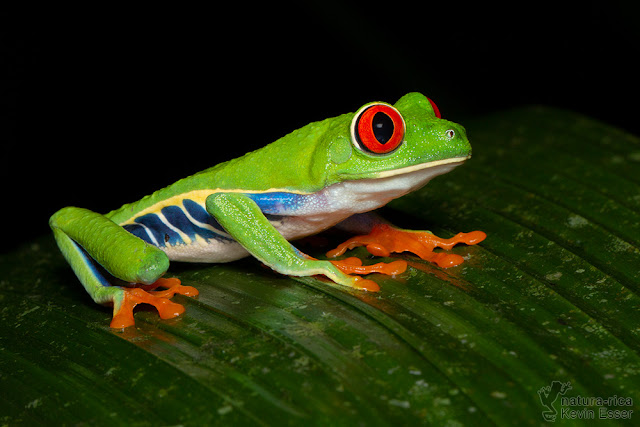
<box><xmin>372</xmin><ymin>156</ymin><xmax>470</xmax><ymax>179</ymax></box>
<box><xmin>338</xmin><ymin>155</ymin><xmax>470</xmax><ymax>180</ymax></box>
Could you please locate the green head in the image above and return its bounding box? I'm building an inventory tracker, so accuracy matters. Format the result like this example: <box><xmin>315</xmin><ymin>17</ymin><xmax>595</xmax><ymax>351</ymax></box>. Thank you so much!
<box><xmin>323</xmin><ymin>92</ymin><xmax>471</xmax><ymax>182</ymax></box>
<box><xmin>207</xmin><ymin>92</ymin><xmax>472</xmax><ymax>193</ymax></box>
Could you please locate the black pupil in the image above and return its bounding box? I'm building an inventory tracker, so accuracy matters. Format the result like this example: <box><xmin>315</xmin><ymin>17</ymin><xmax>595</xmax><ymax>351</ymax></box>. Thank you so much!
<box><xmin>372</xmin><ymin>112</ymin><xmax>394</xmax><ymax>144</ymax></box>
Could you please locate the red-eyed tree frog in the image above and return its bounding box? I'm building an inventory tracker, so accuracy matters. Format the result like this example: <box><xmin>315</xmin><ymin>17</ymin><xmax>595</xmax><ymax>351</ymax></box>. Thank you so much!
<box><xmin>50</xmin><ymin>92</ymin><xmax>486</xmax><ymax>328</ymax></box>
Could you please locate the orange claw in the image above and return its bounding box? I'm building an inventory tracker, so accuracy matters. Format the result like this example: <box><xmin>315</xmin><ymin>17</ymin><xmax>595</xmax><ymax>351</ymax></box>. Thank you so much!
<box><xmin>327</xmin><ymin>224</ymin><xmax>486</xmax><ymax>269</ymax></box>
<box><xmin>110</xmin><ymin>278</ymin><xmax>199</xmax><ymax>329</ymax></box>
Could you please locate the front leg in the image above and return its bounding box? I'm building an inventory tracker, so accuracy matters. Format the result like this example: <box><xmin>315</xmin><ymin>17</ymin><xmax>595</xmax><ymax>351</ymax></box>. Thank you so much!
<box><xmin>328</xmin><ymin>212</ymin><xmax>486</xmax><ymax>268</ymax></box>
<box><xmin>205</xmin><ymin>193</ymin><xmax>388</xmax><ymax>291</ymax></box>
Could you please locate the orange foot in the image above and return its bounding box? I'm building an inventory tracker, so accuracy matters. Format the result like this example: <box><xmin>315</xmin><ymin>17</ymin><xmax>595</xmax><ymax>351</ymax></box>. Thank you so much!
<box><xmin>330</xmin><ymin>257</ymin><xmax>407</xmax><ymax>276</ymax></box>
<box><xmin>327</xmin><ymin>224</ymin><xmax>486</xmax><ymax>269</ymax></box>
<box><xmin>111</xmin><ymin>278</ymin><xmax>199</xmax><ymax>329</ymax></box>
<box><xmin>329</xmin><ymin>257</ymin><xmax>408</xmax><ymax>292</ymax></box>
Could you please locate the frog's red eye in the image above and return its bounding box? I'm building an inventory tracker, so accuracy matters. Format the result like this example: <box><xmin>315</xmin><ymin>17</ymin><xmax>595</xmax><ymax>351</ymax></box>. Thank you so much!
<box><xmin>351</xmin><ymin>103</ymin><xmax>405</xmax><ymax>155</ymax></box>
<box><xmin>427</xmin><ymin>97</ymin><xmax>441</xmax><ymax>118</ymax></box>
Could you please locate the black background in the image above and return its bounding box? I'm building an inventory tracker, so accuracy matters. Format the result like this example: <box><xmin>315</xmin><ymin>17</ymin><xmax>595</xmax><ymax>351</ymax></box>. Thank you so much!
<box><xmin>3</xmin><ymin>2</ymin><xmax>639</xmax><ymax>251</ymax></box>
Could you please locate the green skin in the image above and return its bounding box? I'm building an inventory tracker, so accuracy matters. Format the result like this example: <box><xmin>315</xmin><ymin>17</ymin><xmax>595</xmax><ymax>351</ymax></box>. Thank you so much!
<box><xmin>49</xmin><ymin>92</ymin><xmax>473</xmax><ymax>324</ymax></box>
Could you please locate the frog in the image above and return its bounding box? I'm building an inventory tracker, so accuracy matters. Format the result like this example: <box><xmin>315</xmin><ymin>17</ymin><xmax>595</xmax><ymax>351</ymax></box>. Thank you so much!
<box><xmin>49</xmin><ymin>92</ymin><xmax>486</xmax><ymax>328</ymax></box>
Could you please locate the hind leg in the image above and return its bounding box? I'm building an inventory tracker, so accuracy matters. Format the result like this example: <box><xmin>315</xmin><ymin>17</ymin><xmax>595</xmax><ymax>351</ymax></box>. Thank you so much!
<box><xmin>50</xmin><ymin>207</ymin><xmax>197</xmax><ymax>328</ymax></box>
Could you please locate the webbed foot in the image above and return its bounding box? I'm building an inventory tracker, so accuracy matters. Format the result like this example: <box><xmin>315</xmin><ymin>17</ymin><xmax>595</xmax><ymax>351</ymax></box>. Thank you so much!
<box><xmin>327</xmin><ymin>224</ymin><xmax>486</xmax><ymax>268</ymax></box>
<box><xmin>330</xmin><ymin>257</ymin><xmax>407</xmax><ymax>276</ymax></box>
<box><xmin>111</xmin><ymin>278</ymin><xmax>199</xmax><ymax>329</ymax></box>
<box><xmin>326</xmin><ymin>257</ymin><xmax>408</xmax><ymax>292</ymax></box>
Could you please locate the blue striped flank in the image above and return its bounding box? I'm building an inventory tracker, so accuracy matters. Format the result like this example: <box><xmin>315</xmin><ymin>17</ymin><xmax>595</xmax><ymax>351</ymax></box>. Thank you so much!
<box><xmin>123</xmin><ymin>199</ymin><xmax>232</xmax><ymax>248</ymax></box>
<box><xmin>134</xmin><ymin>213</ymin><xmax>183</xmax><ymax>246</ymax></box>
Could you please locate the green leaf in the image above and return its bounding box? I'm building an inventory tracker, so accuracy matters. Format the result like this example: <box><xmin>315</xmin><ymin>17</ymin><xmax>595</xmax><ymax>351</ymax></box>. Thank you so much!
<box><xmin>2</xmin><ymin>107</ymin><xmax>639</xmax><ymax>425</ymax></box>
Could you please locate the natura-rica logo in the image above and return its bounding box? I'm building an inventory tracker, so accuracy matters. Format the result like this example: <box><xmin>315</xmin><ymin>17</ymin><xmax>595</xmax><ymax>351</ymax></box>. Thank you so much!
<box><xmin>538</xmin><ymin>381</ymin><xmax>572</xmax><ymax>422</ymax></box>
<box><xmin>538</xmin><ymin>381</ymin><xmax>634</xmax><ymax>421</ymax></box>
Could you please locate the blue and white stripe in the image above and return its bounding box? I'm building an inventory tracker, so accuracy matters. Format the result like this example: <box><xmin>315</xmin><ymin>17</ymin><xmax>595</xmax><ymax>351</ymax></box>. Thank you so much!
<box><xmin>119</xmin><ymin>190</ymin><xmax>322</xmax><ymax>263</ymax></box>
<box><xmin>123</xmin><ymin>198</ymin><xmax>233</xmax><ymax>248</ymax></box>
